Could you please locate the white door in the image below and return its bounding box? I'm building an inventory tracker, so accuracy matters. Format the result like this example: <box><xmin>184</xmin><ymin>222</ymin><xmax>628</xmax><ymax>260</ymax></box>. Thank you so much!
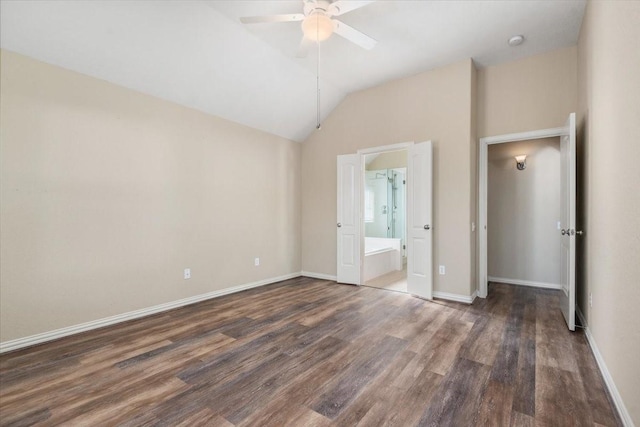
<box><xmin>337</xmin><ymin>154</ymin><xmax>361</xmax><ymax>285</ymax></box>
<box><xmin>560</xmin><ymin>113</ymin><xmax>577</xmax><ymax>331</ymax></box>
<box><xmin>407</xmin><ymin>141</ymin><xmax>433</xmax><ymax>299</ymax></box>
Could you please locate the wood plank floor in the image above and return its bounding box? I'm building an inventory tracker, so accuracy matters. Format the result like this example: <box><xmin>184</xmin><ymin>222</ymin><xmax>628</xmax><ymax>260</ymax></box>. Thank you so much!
<box><xmin>0</xmin><ymin>278</ymin><xmax>621</xmax><ymax>426</ymax></box>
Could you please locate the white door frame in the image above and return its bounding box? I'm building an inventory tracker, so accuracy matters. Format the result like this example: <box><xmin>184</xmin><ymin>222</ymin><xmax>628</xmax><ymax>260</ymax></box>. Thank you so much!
<box><xmin>478</xmin><ymin>126</ymin><xmax>566</xmax><ymax>298</ymax></box>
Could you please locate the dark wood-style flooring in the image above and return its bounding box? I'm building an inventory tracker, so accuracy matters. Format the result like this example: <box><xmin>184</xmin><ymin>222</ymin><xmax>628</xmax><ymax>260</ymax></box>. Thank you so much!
<box><xmin>0</xmin><ymin>277</ymin><xmax>621</xmax><ymax>426</ymax></box>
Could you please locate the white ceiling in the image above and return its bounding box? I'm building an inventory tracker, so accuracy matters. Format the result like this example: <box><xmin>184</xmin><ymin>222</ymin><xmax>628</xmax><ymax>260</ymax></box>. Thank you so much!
<box><xmin>0</xmin><ymin>0</ymin><xmax>586</xmax><ymax>142</ymax></box>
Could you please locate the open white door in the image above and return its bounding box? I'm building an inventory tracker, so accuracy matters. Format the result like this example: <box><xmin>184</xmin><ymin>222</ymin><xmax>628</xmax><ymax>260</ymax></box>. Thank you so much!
<box><xmin>407</xmin><ymin>141</ymin><xmax>433</xmax><ymax>299</ymax></box>
<box><xmin>560</xmin><ymin>113</ymin><xmax>577</xmax><ymax>331</ymax></box>
<box><xmin>337</xmin><ymin>154</ymin><xmax>361</xmax><ymax>285</ymax></box>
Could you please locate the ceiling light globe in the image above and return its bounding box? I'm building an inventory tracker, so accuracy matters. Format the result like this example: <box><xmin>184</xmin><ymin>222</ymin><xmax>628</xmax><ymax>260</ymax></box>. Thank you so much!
<box><xmin>302</xmin><ymin>14</ymin><xmax>333</xmax><ymax>42</ymax></box>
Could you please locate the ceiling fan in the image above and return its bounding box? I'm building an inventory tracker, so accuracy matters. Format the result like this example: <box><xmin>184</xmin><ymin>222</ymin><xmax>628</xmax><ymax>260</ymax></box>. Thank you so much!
<box><xmin>240</xmin><ymin>0</ymin><xmax>377</xmax><ymax>56</ymax></box>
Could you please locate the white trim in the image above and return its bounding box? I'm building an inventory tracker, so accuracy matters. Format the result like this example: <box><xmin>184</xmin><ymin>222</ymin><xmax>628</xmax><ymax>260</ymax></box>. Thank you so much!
<box><xmin>479</xmin><ymin>127</ymin><xmax>566</xmax><ymax>144</ymax></box>
<box><xmin>357</xmin><ymin>141</ymin><xmax>413</xmax><ymax>155</ymax></box>
<box><xmin>479</xmin><ymin>140</ymin><xmax>488</xmax><ymax>298</ymax></box>
<box><xmin>433</xmin><ymin>291</ymin><xmax>476</xmax><ymax>304</ymax></box>
<box><xmin>576</xmin><ymin>307</ymin><xmax>635</xmax><ymax>427</ymax></box>
<box><xmin>576</xmin><ymin>305</ymin><xmax>587</xmax><ymax>329</ymax></box>
<box><xmin>488</xmin><ymin>276</ymin><xmax>562</xmax><ymax>290</ymax></box>
<box><xmin>0</xmin><ymin>272</ymin><xmax>302</xmax><ymax>354</ymax></box>
<box><xmin>478</xmin><ymin>126</ymin><xmax>567</xmax><ymax>299</ymax></box>
<box><xmin>301</xmin><ymin>271</ymin><xmax>337</xmax><ymax>281</ymax></box>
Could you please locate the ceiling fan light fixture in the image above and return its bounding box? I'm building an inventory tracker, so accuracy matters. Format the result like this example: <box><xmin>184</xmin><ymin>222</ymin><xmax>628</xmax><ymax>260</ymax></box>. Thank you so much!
<box><xmin>302</xmin><ymin>13</ymin><xmax>333</xmax><ymax>42</ymax></box>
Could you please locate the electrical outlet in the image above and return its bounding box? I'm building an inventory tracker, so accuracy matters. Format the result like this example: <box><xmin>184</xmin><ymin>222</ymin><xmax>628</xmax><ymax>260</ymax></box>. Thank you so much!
<box><xmin>589</xmin><ymin>292</ymin><xmax>593</xmax><ymax>307</ymax></box>
<box><xmin>254</xmin><ymin>257</ymin><xmax>260</xmax><ymax>266</ymax></box>
<box><xmin>184</xmin><ymin>268</ymin><xmax>191</xmax><ymax>279</ymax></box>
<box><xmin>439</xmin><ymin>265</ymin><xmax>445</xmax><ymax>275</ymax></box>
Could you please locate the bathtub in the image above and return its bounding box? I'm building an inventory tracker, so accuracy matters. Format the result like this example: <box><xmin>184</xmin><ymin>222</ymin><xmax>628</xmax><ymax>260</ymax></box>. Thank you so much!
<box><xmin>363</xmin><ymin>237</ymin><xmax>402</xmax><ymax>282</ymax></box>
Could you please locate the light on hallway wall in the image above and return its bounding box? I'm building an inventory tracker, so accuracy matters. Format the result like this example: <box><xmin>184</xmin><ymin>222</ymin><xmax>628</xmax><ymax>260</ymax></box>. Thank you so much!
<box><xmin>515</xmin><ymin>155</ymin><xmax>527</xmax><ymax>170</ymax></box>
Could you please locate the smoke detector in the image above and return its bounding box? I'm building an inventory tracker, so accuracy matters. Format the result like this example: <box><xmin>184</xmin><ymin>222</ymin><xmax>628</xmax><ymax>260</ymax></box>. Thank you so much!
<box><xmin>508</xmin><ymin>35</ymin><xmax>525</xmax><ymax>47</ymax></box>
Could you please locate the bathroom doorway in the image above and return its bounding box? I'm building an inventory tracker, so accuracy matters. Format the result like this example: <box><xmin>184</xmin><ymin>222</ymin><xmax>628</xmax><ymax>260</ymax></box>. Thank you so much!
<box><xmin>337</xmin><ymin>140</ymin><xmax>432</xmax><ymax>299</ymax></box>
<box><xmin>363</xmin><ymin>150</ymin><xmax>408</xmax><ymax>293</ymax></box>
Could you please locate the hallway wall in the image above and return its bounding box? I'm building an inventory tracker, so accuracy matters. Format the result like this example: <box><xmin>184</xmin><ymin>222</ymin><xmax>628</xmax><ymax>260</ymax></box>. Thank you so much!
<box><xmin>488</xmin><ymin>138</ymin><xmax>561</xmax><ymax>287</ymax></box>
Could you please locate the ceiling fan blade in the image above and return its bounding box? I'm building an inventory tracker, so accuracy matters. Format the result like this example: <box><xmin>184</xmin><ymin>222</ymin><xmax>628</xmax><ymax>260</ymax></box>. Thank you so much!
<box><xmin>240</xmin><ymin>14</ymin><xmax>304</xmax><ymax>24</ymax></box>
<box><xmin>296</xmin><ymin>37</ymin><xmax>314</xmax><ymax>58</ymax></box>
<box><xmin>332</xmin><ymin>20</ymin><xmax>377</xmax><ymax>50</ymax></box>
<box><xmin>327</xmin><ymin>1</ymin><xmax>375</xmax><ymax>17</ymax></box>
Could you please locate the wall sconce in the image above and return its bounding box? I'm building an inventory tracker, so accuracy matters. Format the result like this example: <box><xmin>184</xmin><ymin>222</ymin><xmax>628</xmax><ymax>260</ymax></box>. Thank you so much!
<box><xmin>515</xmin><ymin>155</ymin><xmax>527</xmax><ymax>170</ymax></box>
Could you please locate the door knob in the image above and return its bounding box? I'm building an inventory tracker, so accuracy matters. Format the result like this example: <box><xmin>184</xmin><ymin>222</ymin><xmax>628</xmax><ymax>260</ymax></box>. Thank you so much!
<box><xmin>424</xmin><ymin>225</ymin><xmax>430</xmax><ymax>230</ymax></box>
<box><xmin>561</xmin><ymin>229</ymin><xmax>566</xmax><ymax>235</ymax></box>
<box><xmin>576</xmin><ymin>230</ymin><xmax>584</xmax><ymax>235</ymax></box>
<box><xmin>337</xmin><ymin>223</ymin><xmax>342</xmax><ymax>228</ymax></box>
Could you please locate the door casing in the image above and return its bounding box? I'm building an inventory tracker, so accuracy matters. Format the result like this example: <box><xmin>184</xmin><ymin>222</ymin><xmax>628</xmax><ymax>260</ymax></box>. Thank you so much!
<box><xmin>478</xmin><ymin>126</ymin><xmax>568</xmax><ymax>299</ymax></box>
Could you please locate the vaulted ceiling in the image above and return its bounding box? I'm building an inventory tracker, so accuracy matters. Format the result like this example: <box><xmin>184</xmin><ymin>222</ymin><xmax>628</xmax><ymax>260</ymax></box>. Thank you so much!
<box><xmin>0</xmin><ymin>0</ymin><xmax>586</xmax><ymax>142</ymax></box>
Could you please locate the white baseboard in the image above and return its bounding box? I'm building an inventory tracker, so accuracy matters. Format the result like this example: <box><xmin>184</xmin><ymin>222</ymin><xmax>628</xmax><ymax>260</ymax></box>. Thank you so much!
<box><xmin>470</xmin><ymin>290</ymin><xmax>477</xmax><ymax>303</ymax></box>
<box><xmin>576</xmin><ymin>305</ymin><xmax>587</xmax><ymax>329</ymax></box>
<box><xmin>433</xmin><ymin>291</ymin><xmax>476</xmax><ymax>304</ymax></box>
<box><xmin>301</xmin><ymin>271</ymin><xmax>337</xmax><ymax>281</ymax></box>
<box><xmin>488</xmin><ymin>276</ymin><xmax>562</xmax><ymax>290</ymax></box>
<box><xmin>0</xmin><ymin>271</ymin><xmax>302</xmax><ymax>354</ymax></box>
<box><xmin>575</xmin><ymin>306</ymin><xmax>635</xmax><ymax>427</ymax></box>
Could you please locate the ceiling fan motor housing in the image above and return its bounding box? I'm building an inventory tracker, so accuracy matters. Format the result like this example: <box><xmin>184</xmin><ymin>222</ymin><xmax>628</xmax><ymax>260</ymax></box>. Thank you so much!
<box><xmin>304</xmin><ymin>0</ymin><xmax>333</xmax><ymax>17</ymax></box>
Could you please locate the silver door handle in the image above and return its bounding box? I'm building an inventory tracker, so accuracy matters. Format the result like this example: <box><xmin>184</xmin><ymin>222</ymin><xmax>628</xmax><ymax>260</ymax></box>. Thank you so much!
<box><xmin>337</xmin><ymin>223</ymin><xmax>342</xmax><ymax>228</ymax></box>
<box><xmin>424</xmin><ymin>225</ymin><xmax>430</xmax><ymax>230</ymax></box>
<box><xmin>576</xmin><ymin>230</ymin><xmax>583</xmax><ymax>235</ymax></box>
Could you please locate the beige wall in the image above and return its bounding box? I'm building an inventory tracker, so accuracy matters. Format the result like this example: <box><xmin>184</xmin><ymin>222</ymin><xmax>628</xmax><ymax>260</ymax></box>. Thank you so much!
<box><xmin>366</xmin><ymin>150</ymin><xmax>407</xmax><ymax>170</ymax></box>
<box><xmin>577</xmin><ymin>1</ymin><xmax>640</xmax><ymax>424</ymax></box>
<box><xmin>488</xmin><ymin>138</ymin><xmax>561</xmax><ymax>285</ymax></box>
<box><xmin>301</xmin><ymin>59</ymin><xmax>477</xmax><ymax>297</ymax></box>
<box><xmin>478</xmin><ymin>46</ymin><xmax>578</xmax><ymax>137</ymax></box>
<box><xmin>0</xmin><ymin>50</ymin><xmax>302</xmax><ymax>342</ymax></box>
